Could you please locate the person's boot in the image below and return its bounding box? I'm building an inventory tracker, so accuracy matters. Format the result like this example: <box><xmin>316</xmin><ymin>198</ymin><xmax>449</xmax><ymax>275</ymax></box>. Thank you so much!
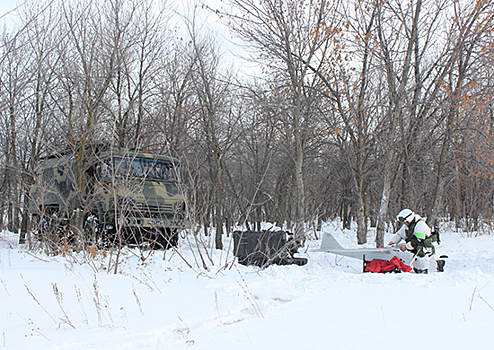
<box><xmin>436</xmin><ymin>255</ymin><xmax>448</xmax><ymax>272</ymax></box>
<box><xmin>413</xmin><ymin>268</ymin><xmax>428</xmax><ymax>274</ymax></box>
<box><xmin>436</xmin><ymin>259</ymin><xmax>445</xmax><ymax>272</ymax></box>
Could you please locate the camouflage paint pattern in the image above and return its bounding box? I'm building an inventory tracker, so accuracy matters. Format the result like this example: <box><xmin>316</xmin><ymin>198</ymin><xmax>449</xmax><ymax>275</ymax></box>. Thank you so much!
<box><xmin>29</xmin><ymin>146</ymin><xmax>189</xmax><ymax>232</ymax></box>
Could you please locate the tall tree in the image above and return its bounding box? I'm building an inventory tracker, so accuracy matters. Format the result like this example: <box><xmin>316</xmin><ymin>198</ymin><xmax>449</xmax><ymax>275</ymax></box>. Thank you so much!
<box><xmin>308</xmin><ymin>0</ymin><xmax>380</xmax><ymax>243</ymax></box>
<box><xmin>184</xmin><ymin>13</ymin><xmax>236</xmax><ymax>249</ymax></box>
<box><xmin>221</xmin><ymin>0</ymin><xmax>338</xmax><ymax>237</ymax></box>
<box><xmin>427</xmin><ymin>0</ymin><xmax>494</xmax><ymax>226</ymax></box>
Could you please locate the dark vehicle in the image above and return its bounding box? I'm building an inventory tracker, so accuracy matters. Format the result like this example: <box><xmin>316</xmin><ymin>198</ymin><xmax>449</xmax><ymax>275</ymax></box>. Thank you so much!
<box><xmin>28</xmin><ymin>144</ymin><xmax>189</xmax><ymax>249</ymax></box>
<box><xmin>232</xmin><ymin>230</ymin><xmax>308</xmax><ymax>267</ymax></box>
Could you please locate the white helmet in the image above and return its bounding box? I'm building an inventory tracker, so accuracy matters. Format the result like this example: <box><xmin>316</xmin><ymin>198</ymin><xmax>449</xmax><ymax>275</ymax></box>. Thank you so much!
<box><xmin>396</xmin><ymin>209</ymin><xmax>414</xmax><ymax>224</ymax></box>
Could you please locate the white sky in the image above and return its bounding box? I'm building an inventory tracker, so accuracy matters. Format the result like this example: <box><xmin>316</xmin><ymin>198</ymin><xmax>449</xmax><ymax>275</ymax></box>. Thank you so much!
<box><xmin>0</xmin><ymin>0</ymin><xmax>24</xmax><ymax>29</ymax></box>
<box><xmin>0</xmin><ymin>0</ymin><xmax>21</xmax><ymax>18</ymax></box>
<box><xmin>0</xmin><ymin>0</ymin><xmax>260</xmax><ymax>78</ymax></box>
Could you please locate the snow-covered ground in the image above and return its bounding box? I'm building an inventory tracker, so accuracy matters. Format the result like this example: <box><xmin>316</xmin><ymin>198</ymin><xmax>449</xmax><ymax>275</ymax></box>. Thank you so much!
<box><xmin>1</xmin><ymin>222</ymin><xmax>493</xmax><ymax>350</ymax></box>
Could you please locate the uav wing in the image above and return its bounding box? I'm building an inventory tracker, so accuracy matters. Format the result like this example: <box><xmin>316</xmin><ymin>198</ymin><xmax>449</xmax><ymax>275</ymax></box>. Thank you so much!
<box><xmin>316</xmin><ymin>233</ymin><xmax>414</xmax><ymax>265</ymax></box>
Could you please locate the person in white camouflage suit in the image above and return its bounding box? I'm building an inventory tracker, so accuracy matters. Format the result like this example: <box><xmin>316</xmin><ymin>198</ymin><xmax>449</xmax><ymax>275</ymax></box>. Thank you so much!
<box><xmin>388</xmin><ymin>209</ymin><xmax>445</xmax><ymax>273</ymax></box>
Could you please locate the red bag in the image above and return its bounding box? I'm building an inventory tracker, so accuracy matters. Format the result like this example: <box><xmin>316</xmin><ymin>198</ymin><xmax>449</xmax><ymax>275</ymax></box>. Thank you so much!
<box><xmin>365</xmin><ymin>257</ymin><xmax>412</xmax><ymax>273</ymax></box>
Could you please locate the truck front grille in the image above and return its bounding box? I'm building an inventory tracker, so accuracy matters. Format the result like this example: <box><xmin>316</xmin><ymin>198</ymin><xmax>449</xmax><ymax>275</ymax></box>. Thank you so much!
<box><xmin>129</xmin><ymin>203</ymin><xmax>177</xmax><ymax>219</ymax></box>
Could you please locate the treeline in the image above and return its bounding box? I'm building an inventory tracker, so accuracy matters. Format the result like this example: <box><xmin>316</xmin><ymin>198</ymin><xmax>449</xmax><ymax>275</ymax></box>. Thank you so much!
<box><xmin>1</xmin><ymin>0</ymin><xmax>493</xmax><ymax>247</ymax></box>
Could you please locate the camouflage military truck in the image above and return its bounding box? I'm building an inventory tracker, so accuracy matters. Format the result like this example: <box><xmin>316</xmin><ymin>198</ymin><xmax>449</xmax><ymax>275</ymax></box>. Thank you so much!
<box><xmin>28</xmin><ymin>143</ymin><xmax>189</xmax><ymax>249</ymax></box>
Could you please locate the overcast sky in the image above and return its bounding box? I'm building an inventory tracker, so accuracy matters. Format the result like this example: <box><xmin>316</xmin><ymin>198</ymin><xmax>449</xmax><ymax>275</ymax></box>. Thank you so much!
<box><xmin>0</xmin><ymin>0</ymin><xmax>259</xmax><ymax>78</ymax></box>
<box><xmin>0</xmin><ymin>0</ymin><xmax>20</xmax><ymax>17</ymax></box>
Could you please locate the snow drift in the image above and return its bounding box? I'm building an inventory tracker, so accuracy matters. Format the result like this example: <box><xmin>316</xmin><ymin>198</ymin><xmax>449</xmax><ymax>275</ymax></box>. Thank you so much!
<box><xmin>1</xmin><ymin>222</ymin><xmax>493</xmax><ymax>350</ymax></box>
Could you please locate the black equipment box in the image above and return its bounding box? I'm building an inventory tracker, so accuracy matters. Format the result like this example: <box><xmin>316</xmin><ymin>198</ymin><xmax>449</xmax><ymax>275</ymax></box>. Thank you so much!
<box><xmin>232</xmin><ymin>230</ymin><xmax>308</xmax><ymax>267</ymax></box>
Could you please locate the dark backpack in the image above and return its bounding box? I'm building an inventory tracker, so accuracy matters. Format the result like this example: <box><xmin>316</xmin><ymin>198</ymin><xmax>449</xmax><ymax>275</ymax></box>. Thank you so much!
<box><xmin>424</xmin><ymin>226</ymin><xmax>440</xmax><ymax>248</ymax></box>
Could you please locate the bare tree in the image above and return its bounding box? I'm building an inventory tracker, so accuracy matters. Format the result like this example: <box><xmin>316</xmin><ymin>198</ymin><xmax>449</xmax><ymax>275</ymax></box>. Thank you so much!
<box><xmin>0</xmin><ymin>29</ymin><xmax>31</xmax><ymax>232</ymax></box>
<box><xmin>220</xmin><ymin>0</ymin><xmax>339</xmax><ymax>239</ymax></box>
<box><xmin>304</xmin><ymin>0</ymin><xmax>381</xmax><ymax>243</ymax></box>
<box><xmin>183</xmin><ymin>12</ymin><xmax>238</xmax><ymax>249</ymax></box>
<box><xmin>427</xmin><ymin>0</ymin><xmax>494</xmax><ymax>226</ymax></box>
<box><xmin>103</xmin><ymin>0</ymin><xmax>174</xmax><ymax>149</ymax></box>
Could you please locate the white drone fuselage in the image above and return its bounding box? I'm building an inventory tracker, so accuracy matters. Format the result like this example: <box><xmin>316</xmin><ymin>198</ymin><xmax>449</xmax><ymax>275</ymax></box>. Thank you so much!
<box><xmin>317</xmin><ymin>233</ymin><xmax>414</xmax><ymax>265</ymax></box>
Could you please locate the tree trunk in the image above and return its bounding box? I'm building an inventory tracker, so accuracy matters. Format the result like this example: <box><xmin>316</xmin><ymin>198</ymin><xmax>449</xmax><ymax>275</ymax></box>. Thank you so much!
<box><xmin>355</xmin><ymin>185</ymin><xmax>367</xmax><ymax>244</ymax></box>
<box><xmin>376</xmin><ymin>148</ymin><xmax>394</xmax><ymax>247</ymax></box>
<box><xmin>294</xmin><ymin>136</ymin><xmax>306</xmax><ymax>236</ymax></box>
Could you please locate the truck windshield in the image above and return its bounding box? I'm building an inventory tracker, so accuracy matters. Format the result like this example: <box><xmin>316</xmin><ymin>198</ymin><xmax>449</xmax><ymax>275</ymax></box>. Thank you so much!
<box><xmin>110</xmin><ymin>157</ymin><xmax>178</xmax><ymax>181</ymax></box>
